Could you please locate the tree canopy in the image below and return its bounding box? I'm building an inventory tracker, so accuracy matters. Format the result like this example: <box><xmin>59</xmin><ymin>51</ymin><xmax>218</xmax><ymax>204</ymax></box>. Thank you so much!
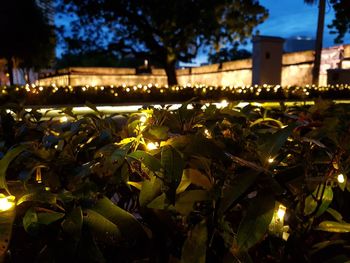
<box><xmin>59</xmin><ymin>0</ymin><xmax>268</xmax><ymax>85</ymax></box>
<box><xmin>0</xmin><ymin>0</ymin><xmax>55</xmax><ymax>84</ymax></box>
<box><xmin>328</xmin><ymin>0</ymin><xmax>350</xmax><ymax>43</ymax></box>
<box><xmin>208</xmin><ymin>43</ymin><xmax>251</xmax><ymax>64</ymax></box>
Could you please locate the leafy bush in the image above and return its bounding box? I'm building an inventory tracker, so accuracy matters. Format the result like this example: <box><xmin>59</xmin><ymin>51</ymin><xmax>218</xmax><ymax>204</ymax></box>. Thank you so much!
<box><xmin>1</xmin><ymin>100</ymin><xmax>350</xmax><ymax>262</ymax></box>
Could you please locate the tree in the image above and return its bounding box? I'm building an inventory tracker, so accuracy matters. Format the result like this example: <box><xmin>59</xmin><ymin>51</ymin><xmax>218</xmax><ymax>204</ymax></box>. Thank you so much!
<box><xmin>208</xmin><ymin>43</ymin><xmax>251</xmax><ymax>64</ymax></box>
<box><xmin>328</xmin><ymin>0</ymin><xmax>350</xmax><ymax>43</ymax></box>
<box><xmin>0</xmin><ymin>0</ymin><xmax>55</xmax><ymax>85</ymax></box>
<box><xmin>305</xmin><ymin>0</ymin><xmax>326</xmax><ymax>85</ymax></box>
<box><xmin>58</xmin><ymin>0</ymin><xmax>268</xmax><ymax>85</ymax></box>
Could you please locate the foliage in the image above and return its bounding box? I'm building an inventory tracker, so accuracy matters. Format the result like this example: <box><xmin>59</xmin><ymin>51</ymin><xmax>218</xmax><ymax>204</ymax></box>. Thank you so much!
<box><xmin>328</xmin><ymin>0</ymin><xmax>350</xmax><ymax>43</ymax></box>
<box><xmin>1</xmin><ymin>100</ymin><xmax>350</xmax><ymax>262</ymax></box>
<box><xmin>57</xmin><ymin>0</ymin><xmax>268</xmax><ymax>85</ymax></box>
<box><xmin>208</xmin><ymin>43</ymin><xmax>251</xmax><ymax>64</ymax></box>
<box><xmin>56</xmin><ymin>51</ymin><xmax>139</xmax><ymax>68</ymax></box>
<box><xmin>0</xmin><ymin>0</ymin><xmax>55</xmax><ymax>84</ymax></box>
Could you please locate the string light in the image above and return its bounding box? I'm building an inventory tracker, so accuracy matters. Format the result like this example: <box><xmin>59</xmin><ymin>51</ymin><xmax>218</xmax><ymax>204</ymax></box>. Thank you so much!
<box><xmin>36</xmin><ymin>167</ymin><xmax>42</xmax><ymax>183</ymax></box>
<box><xmin>277</xmin><ymin>204</ymin><xmax>286</xmax><ymax>220</ymax></box>
<box><xmin>139</xmin><ymin>115</ymin><xmax>147</xmax><ymax>124</ymax></box>
<box><xmin>337</xmin><ymin>173</ymin><xmax>345</xmax><ymax>183</ymax></box>
<box><xmin>269</xmin><ymin>203</ymin><xmax>287</xmax><ymax>237</ymax></box>
<box><xmin>268</xmin><ymin>157</ymin><xmax>274</xmax><ymax>163</ymax></box>
<box><xmin>60</xmin><ymin>116</ymin><xmax>68</xmax><ymax>123</ymax></box>
<box><xmin>0</xmin><ymin>194</ymin><xmax>15</xmax><ymax>212</ymax></box>
<box><xmin>146</xmin><ymin>142</ymin><xmax>159</xmax><ymax>150</ymax></box>
<box><xmin>204</xmin><ymin>129</ymin><xmax>212</xmax><ymax>139</ymax></box>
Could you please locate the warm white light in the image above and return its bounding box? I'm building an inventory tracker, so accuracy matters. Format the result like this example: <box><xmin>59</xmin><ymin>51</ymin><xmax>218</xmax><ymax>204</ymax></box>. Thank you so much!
<box><xmin>146</xmin><ymin>142</ymin><xmax>159</xmax><ymax>150</ymax></box>
<box><xmin>277</xmin><ymin>205</ymin><xmax>286</xmax><ymax>220</ymax></box>
<box><xmin>60</xmin><ymin>116</ymin><xmax>68</xmax><ymax>123</ymax></box>
<box><xmin>216</xmin><ymin>99</ymin><xmax>229</xmax><ymax>109</ymax></box>
<box><xmin>268</xmin><ymin>157</ymin><xmax>274</xmax><ymax>163</ymax></box>
<box><xmin>337</xmin><ymin>173</ymin><xmax>345</xmax><ymax>183</ymax></box>
<box><xmin>139</xmin><ymin>115</ymin><xmax>147</xmax><ymax>124</ymax></box>
<box><xmin>0</xmin><ymin>194</ymin><xmax>15</xmax><ymax>212</ymax></box>
<box><xmin>204</xmin><ymin>129</ymin><xmax>212</xmax><ymax>139</ymax></box>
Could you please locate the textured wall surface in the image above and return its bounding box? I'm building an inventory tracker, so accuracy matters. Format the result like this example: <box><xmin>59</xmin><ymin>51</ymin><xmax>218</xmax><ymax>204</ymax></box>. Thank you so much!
<box><xmin>36</xmin><ymin>44</ymin><xmax>350</xmax><ymax>86</ymax></box>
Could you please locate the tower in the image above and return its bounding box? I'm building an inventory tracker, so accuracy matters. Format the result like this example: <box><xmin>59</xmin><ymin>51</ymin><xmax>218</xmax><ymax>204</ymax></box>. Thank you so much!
<box><xmin>252</xmin><ymin>36</ymin><xmax>284</xmax><ymax>85</ymax></box>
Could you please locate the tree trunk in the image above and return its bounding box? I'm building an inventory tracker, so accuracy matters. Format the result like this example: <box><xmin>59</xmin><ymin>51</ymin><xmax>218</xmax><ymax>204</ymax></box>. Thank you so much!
<box><xmin>164</xmin><ymin>59</ymin><xmax>178</xmax><ymax>86</ymax></box>
<box><xmin>312</xmin><ymin>0</ymin><xmax>326</xmax><ymax>85</ymax></box>
<box><xmin>6</xmin><ymin>57</ymin><xmax>14</xmax><ymax>86</ymax></box>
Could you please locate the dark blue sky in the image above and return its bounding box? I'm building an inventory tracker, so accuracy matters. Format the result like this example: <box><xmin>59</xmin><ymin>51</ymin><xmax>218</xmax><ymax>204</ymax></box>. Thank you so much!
<box><xmin>194</xmin><ymin>0</ymin><xmax>349</xmax><ymax>65</ymax></box>
<box><xmin>257</xmin><ymin>0</ymin><xmax>340</xmax><ymax>47</ymax></box>
<box><xmin>57</xmin><ymin>0</ymin><xmax>349</xmax><ymax>64</ymax></box>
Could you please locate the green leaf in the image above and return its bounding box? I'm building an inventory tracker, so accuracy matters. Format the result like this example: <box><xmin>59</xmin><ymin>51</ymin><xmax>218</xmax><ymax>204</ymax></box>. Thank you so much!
<box><xmin>184</xmin><ymin>136</ymin><xmax>226</xmax><ymax>160</ymax></box>
<box><xmin>218</xmin><ymin>170</ymin><xmax>259</xmax><ymax>215</ymax></box>
<box><xmin>145</xmin><ymin>126</ymin><xmax>169</xmax><ymax>140</ymax></box>
<box><xmin>37</xmin><ymin>211</ymin><xmax>65</xmax><ymax>225</ymax></box>
<box><xmin>0</xmin><ymin>208</ymin><xmax>15</xmax><ymax>261</ymax></box>
<box><xmin>83</xmin><ymin>209</ymin><xmax>122</xmax><ymax>243</ymax></box>
<box><xmin>258</xmin><ymin>124</ymin><xmax>297</xmax><ymax>163</ymax></box>
<box><xmin>0</xmin><ymin>145</ymin><xmax>26</xmax><ymax>194</ymax></box>
<box><xmin>176</xmin><ymin>169</ymin><xmax>212</xmax><ymax>194</ymax></box>
<box><xmin>127</xmin><ymin>150</ymin><xmax>162</xmax><ymax>172</ymax></box>
<box><xmin>236</xmin><ymin>193</ymin><xmax>275</xmax><ymax>252</ymax></box>
<box><xmin>250</xmin><ymin>117</ymin><xmax>283</xmax><ymax>128</ymax></box>
<box><xmin>175</xmin><ymin>190</ymin><xmax>209</xmax><ymax>216</ymax></box>
<box><xmin>304</xmin><ymin>185</ymin><xmax>333</xmax><ymax>217</ymax></box>
<box><xmin>326</xmin><ymin>208</ymin><xmax>343</xmax><ymax>223</ymax></box>
<box><xmin>311</xmin><ymin>240</ymin><xmax>347</xmax><ymax>254</ymax></box>
<box><xmin>181</xmin><ymin>219</ymin><xmax>207</xmax><ymax>263</ymax></box>
<box><xmin>85</xmin><ymin>101</ymin><xmax>101</xmax><ymax>116</ymax></box>
<box><xmin>92</xmin><ymin>197</ymin><xmax>148</xmax><ymax>244</ymax></box>
<box><xmin>139</xmin><ymin>175</ymin><xmax>162</xmax><ymax>207</ymax></box>
<box><xmin>147</xmin><ymin>193</ymin><xmax>167</xmax><ymax>209</ymax></box>
<box><xmin>161</xmin><ymin>145</ymin><xmax>184</xmax><ymax>203</ymax></box>
<box><xmin>62</xmin><ymin>207</ymin><xmax>83</xmax><ymax>237</ymax></box>
<box><xmin>17</xmin><ymin>191</ymin><xmax>57</xmax><ymax>206</ymax></box>
<box><xmin>323</xmin><ymin>255</ymin><xmax>350</xmax><ymax>263</ymax></box>
<box><xmin>316</xmin><ymin>220</ymin><xmax>350</xmax><ymax>233</ymax></box>
<box><xmin>23</xmin><ymin>208</ymin><xmax>39</xmax><ymax>234</ymax></box>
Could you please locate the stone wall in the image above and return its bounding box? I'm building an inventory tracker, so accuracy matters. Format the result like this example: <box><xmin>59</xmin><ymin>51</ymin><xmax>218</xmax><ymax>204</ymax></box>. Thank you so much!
<box><xmin>37</xmin><ymin>44</ymin><xmax>350</xmax><ymax>87</ymax></box>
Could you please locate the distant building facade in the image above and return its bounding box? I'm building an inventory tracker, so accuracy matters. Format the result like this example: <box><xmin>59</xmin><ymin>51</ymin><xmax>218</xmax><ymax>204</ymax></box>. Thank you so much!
<box><xmin>37</xmin><ymin>43</ymin><xmax>350</xmax><ymax>87</ymax></box>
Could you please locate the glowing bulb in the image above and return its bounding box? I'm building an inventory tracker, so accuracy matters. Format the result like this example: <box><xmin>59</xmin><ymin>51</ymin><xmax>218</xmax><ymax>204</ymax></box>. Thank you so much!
<box><xmin>204</xmin><ymin>129</ymin><xmax>212</xmax><ymax>139</ymax></box>
<box><xmin>147</xmin><ymin>142</ymin><xmax>159</xmax><ymax>150</ymax></box>
<box><xmin>0</xmin><ymin>194</ymin><xmax>15</xmax><ymax>212</ymax></box>
<box><xmin>36</xmin><ymin>167</ymin><xmax>42</xmax><ymax>183</ymax></box>
<box><xmin>337</xmin><ymin>173</ymin><xmax>345</xmax><ymax>183</ymax></box>
<box><xmin>139</xmin><ymin>115</ymin><xmax>147</xmax><ymax>124</ymax></box>
<box><xmin>277</xmin><ymin>205</ymin><xmax>286</xmax><ymax>220</ymax></box>
<box><xmin>60</xmin><ymin>116</ymin><xmax>68</xmax><ymax>123</ymax></box>
<box><xmin>216</xmin><ymin>99</ymin><xmax>229</xmax><ymax>109</ymax></box>
<box><xmin>268</xmin><ymin>157</ymin><xmax>274</xmax><ymax>163</ymax></box>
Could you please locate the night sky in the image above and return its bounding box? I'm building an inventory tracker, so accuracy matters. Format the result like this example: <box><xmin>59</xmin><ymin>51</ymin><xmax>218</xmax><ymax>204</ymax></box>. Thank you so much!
<box><xmin>257</xmin><ymin>0</ymin><xmax>341</xmax><ymax>47</ymax></box>
<box><xmin>56</xmin><ymin>0</ymin><xmax>350</xmax><ymax>64</ymax></box>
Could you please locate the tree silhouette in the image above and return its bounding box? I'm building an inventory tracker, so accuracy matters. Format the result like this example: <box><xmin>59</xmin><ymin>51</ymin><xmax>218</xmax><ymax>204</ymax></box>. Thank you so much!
<box><xmin>328</xmin><ymin>0</ymin><xmax>350</xmax><ymax>43</ymax></box>
<box><xmin>304</xmin><ymin>0</ymin><xmax>326</xmax><ymax>85</ymax></box>
<box><xmin>59</xmin><ymin>0</ymin><xmax>268</xmax><ymax>85</ymax></box>
<box><xmin>0</xmin><ymin>0</ymin><xmax>55</xmax><ymax>85</ymax></box>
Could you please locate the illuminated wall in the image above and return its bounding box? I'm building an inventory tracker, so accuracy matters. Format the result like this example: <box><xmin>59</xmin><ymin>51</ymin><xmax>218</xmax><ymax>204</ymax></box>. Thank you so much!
<box><xmin>37</xmin><ymin>44</ymin><xmax>350</xmax><ymax>86</ymax></box>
